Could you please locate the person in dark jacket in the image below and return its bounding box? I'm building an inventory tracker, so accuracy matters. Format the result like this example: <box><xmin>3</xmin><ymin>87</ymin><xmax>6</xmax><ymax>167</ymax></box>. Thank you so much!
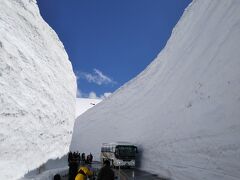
<box><xmin>68</xmin><ymin>151</ymin><xmax>79</xmax><ymax>180</ymax></box>
<box><xmin>97</xmin><ymin>160</ymin><xmax>114</xmax><ymax>180</ymax></box>
<box><xmin>54</xmin><ymin>174</ymin><xmax>61</xmax><ymax>180</ymax></box>
<box><xmin>68</xmin><ymin>161</ymin><xmax>78</xmax><ymax>180</ymax></box>
<box><xmin>81</xmin><ymin>153</ymin><xmax>86</xmax><ymax>163</ymax></box>
<box><xmin>89</xmin><ymin>153</ymin><xmax>93</xmax><ymax>163</ymax></box>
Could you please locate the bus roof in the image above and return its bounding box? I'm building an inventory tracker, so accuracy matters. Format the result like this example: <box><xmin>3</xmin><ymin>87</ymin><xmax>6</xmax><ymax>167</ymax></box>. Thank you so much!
<box><xmin>102</xmin><ymin>142</ymin><xmax>136</xmax><ymax>147</ymax></box>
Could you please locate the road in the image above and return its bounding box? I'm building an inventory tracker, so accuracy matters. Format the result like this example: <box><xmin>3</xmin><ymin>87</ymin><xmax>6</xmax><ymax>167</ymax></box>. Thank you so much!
<box><xmin>114</xmin><ymin>168</ymin><xmax>167</xmax><ymax>180</ymax></box>
<box><xmin>62</xmin><ymin>161</ymin><xmax>168</xmax><ymax>180</ymax></box>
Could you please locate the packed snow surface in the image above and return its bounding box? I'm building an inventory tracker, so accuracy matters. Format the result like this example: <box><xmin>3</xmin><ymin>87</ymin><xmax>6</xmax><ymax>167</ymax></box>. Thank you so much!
<box><xmin>75</xmin><ymin>98</ymin><xmax>102</xmax><ymax>118</ymax></box>
<box><xmin>71</xmin><ymin>0</ymin><xmax>240</xmax><ymax>179</ymax></box>
<box><xmin>0</xmin><ymin>0</ymin><xmax>76</xmax><ymax>179</ymax></box>
<box><xmin>18</xmin><ymin>98</ymin><xmax>100</xmax><ymax>180</ymax></box>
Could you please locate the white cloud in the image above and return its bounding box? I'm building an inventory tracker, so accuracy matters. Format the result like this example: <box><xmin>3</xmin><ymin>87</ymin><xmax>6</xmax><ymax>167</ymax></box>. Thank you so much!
<box><xmin>83</xmin><ymin>91</ymin><xmax>112</xmax><ymax>100</ymax></box>
<box><xmin>80</xmin><ymin>69</ymin><xmax>116</xmax><ymax>85</ymax></box>
<box><xmin>88</xmin><ymin>91</ymin><xmax>112</xmax><ymax>99</ymax></box>
<box><xmin>100</xmin><ymin>92</ymin><xmax>112</xmax><ymax>99</ymax></box>
<box><xmin>88</xmin><ymin>91</ymin><xmax>98</xmax><ymax>99</ymax></box>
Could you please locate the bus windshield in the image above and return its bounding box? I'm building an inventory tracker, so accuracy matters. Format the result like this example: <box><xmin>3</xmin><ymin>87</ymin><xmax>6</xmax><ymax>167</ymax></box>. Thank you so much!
<box><xmin>115</xmin><ymin>145</ymin><xmax>137</xmax><ymax>159</ymax></box>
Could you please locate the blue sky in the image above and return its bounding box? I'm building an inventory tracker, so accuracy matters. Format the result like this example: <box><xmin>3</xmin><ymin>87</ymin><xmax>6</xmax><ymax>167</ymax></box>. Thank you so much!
<box><xmin>37</xmin><ymin>0</ymin><xmax>191</xmax><ymax>98</ymax></box>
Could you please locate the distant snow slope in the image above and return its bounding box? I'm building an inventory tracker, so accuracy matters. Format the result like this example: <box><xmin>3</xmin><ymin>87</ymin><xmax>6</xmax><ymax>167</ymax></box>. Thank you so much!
<box><xmin>0</xmin><ymin>0</ymin><xmax>76</xmax><ymax>179</ymax></box>
<box><xmin>71</xmin><ymin>0</ymin><xmax>240</xmax><ymax>179</ymax></box>
<box><xmin>75</xmin><ymin>98</ymin><xmax>102</xmax><ymax>118</ymax></box>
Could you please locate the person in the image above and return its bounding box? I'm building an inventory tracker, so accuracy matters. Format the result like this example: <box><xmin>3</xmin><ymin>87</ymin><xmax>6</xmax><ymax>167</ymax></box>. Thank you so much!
<box><xmin>54</xmin><ymin>174</ymin><xmax>61</xmax><ymax>180</ymax></box>
<box><xmin>77</xmin><ymin>152</ymin><xmax>81</xmax><ymax>163</ymax></box>
<box><xmin>86</xmin><ymin>155</ymin><xmax>90</xmax><ymax>164</ymax></box>
<box><xmin>81</xmin><ymin>153</ymin><xmax>86</xmax><ymax>163</ymax></box>
<box><xmin>89</xmin><ymin>153</ymin><xmax>93</xmax><ymax>163</ymax></box>
<box><xmin>68</xmin><ymin>161</ymin><xmax>78</xmax><ymax>180</ymax></box>
<box><xmin>75</xmin><ymin>166</ymin><xmax>93</xmax><ymax>180</ymax></box>
<box><xmin>68</xmin><ymin>152</ymin><xmax>73</xmax><ymax>163</ymax></box>
<box><xmin>97</xmin><ymin>160</ymin><xmax>114</xmax><ymax>180</ymax></box>
<box><xmin>68</xmin><ymin>151</ymin><xmax>79</xmax><ymax>180</ymax></box>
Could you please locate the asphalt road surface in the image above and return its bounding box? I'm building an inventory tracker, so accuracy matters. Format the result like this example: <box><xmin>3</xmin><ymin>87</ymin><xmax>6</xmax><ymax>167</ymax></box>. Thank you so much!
<box><xmin>115</xmin><ymin>168</ymin><xmax>167</xmax><ymax>180</ymax></box>
<box><xmin>63</xmin><ymin>162</ymin><xmax>168</xmax><ymax>180</ymax></box>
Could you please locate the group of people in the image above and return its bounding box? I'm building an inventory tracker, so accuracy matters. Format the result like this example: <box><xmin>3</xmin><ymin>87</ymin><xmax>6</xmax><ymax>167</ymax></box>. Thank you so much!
<box><xmin>74</xmin><ymin>160</ymin><xmax>114</xmax><ymax>180</ymax></box>
<box><xmin>53</xmin><ymin>152</ymin><xmax>114</xmax><ymax>180</ymax></box>
<box><xmin>65</xmin><ymin>151</ymin><xmax>114</xmax><ymax>180</ymax></box>
<box><xmin>82</xmin><ymin>153</ymin><xmax>93</xmax><ymax>164</ymax></box>
<box><xmin>54</xmin><ymin>159</ymin><xmax>115</xmax><ymax>180</ymax></box>
<box><xmin>68</xmin><ymin>151</ymin><xmax>93</xmax><ymax>164</ymax></box>
<box><xmin>67</xmin><ymin>151</ymin><xmax>93</xmax><ymax>180</ymax></box>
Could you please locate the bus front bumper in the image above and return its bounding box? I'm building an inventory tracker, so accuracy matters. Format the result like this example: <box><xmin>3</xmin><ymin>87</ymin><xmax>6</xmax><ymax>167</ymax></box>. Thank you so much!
<box><xmin>114</xmin><ymin>159</ymin><xmax>135</xmax><ymax>167</ymax></box>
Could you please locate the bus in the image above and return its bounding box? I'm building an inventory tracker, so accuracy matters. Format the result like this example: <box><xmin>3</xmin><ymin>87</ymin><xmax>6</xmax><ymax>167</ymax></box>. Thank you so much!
<box><xmin>100</xmin><ymin>142</ymin><xmax>138</xmax><ymax>168</ymax></box>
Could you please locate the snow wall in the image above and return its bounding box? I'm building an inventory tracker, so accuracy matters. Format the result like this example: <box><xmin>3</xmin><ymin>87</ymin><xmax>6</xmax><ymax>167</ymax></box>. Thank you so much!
<box><xmin>71</xmin><ymin>0</ymin><xmax>240</xmax><ymax>179</ymax></box>
<box><xmin>0</xmin><ymin>0</ymin><xmax>76</xmax><ymax>179</ymax></box>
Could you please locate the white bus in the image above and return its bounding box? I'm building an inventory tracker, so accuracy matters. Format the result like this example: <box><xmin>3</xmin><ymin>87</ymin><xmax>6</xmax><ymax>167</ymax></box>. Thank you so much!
<box><xmin>100</xmin><ymin>142</ymin><xmax>138</xmax><ymax>168</ymax></box>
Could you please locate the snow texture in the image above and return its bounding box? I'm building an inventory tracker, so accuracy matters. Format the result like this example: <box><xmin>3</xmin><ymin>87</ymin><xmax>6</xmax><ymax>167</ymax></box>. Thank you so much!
<box><xmin>0</xmin><ymin>0</ymin><xmax>76</xmax><ymax>179</ymax></box>
<box><xmin>71</xmin><ymin>0</ymin><xmax>240</xmax><ymax>179</ymax></box>
<box><xmin>75</xmin><ymin>98</ymin><xmax>102</xmax><ymax>118</ymax></box>
<box><xmin>18</xmin><ymin>98</ymin><xmax>101</xmax><ymax>180</ymax></box>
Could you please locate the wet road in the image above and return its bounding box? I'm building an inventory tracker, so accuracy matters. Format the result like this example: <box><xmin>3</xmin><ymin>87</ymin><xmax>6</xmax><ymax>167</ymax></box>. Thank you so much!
<box><xmin>65</xmin><ymin>161</ymin><xmax>168</xmax><ymax>180</ymax></box>
<box><xmin>23</xmin><ymin>161</ymin><xmax>168</xmax><ymax>180</ymax></box>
